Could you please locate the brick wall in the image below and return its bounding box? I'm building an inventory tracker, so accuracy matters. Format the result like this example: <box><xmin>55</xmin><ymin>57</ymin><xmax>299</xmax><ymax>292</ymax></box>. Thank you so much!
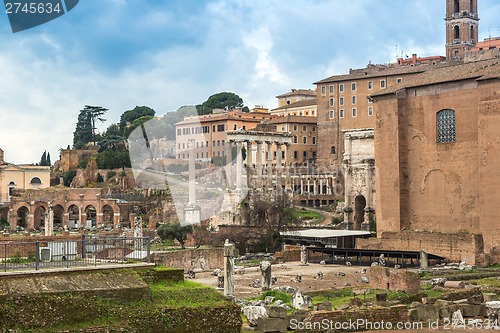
<box><xmin>369</xmin><ymin>266</ymin><xmax>420</xmax><ymax>293</ymax></box>
<box><xmin>296</xmin><ymin>305</ymin><xmax>408</xmax><ymax>332</ymax></box>
<box><xmin>153</xmin><ymin>248</ymin><xmax>223</xmax><ymax>271</ymax></box>
<box><xmin>356</xmin><ymin>231</ymin><xmax>483</xmax><ymax>265</ymax></box>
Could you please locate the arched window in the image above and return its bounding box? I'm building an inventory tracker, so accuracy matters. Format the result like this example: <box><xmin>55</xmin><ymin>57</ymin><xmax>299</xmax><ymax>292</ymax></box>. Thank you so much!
<box><xmin>454</xmin><ymin>0</ymin><xmax>460</xmax><ymax>13</ymax></box>
<box><xmin>437</xmin><ymin>109</ymin><xmax>456</xmax><ymax>143</ymax></box>
<box><xmin>470</xmin><ymin>26</ymin><xmax>474</xmax><ymax>42</ymax></box>
<box><xmin>454</xmin><ymin>26</ymin><xmax>460</xmax><ymax>39</ymax></box>
<box><xmin>30</xmin><ymin>177</ymin><xmax>42</xmax><ymax>185</ymax></box>
<box><xmin>330</xmin><ymin>146</ymin><xmax>336</xmax><ymax>154</ymax></box>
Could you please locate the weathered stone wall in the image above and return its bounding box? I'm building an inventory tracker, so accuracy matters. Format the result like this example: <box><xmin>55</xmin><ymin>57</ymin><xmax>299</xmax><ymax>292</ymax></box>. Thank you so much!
<box><xmin>357</xmin><ymin>231</ymin><xmax>483</xmax><ymax>264</ymax></box>
<box><xmin>153</xmin><ymin>247</ymin><xmax>224</xmax><ymax>271</ymax></box>
<box><xmin>369</xmin><ymin>266</ymin><xmax>420</xmax><ymax>293</ymax></box>
<box><xmin>295</xmin><ymin>305</ymin><xmax>408</xmax><ymax>333</ymax></box>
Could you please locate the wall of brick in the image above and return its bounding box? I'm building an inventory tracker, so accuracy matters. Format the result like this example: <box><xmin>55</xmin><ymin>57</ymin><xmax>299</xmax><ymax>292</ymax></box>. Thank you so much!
<box><xmin>153</xmin><ymin>248</ymin><xmax>224</xmax><ymax>271</ymax></box>
<box><xmin>369</xmin><ymin>266</ymin><xmax>420</xmax><ymax>293</ymax></box>
<box><xmin>356</xmin><ymin>231</ymin><xmax>483</xmax><ymax>264</ymax></box>
<box><xmin>296</xmin><ymin>305</ymin><xmax>408</xmax><ymax>333</ymax></box>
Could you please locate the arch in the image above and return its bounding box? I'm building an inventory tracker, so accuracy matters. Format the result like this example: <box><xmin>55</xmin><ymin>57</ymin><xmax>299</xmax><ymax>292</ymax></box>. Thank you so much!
<box><xmin>437</xmin><ymin>109</ymin><xmax>456</xmax><ymax>143</ymax></box>
<box><xmin>354</xmin><ymin>195</ymin><xmax>366</xmax><ymax>225</ymax></box>
<box><xmin>8</xmin><ymin>181</ymin><xmax>16</xmax><ymax>197</ymax></box>
<box><xmin>52</xmin><ymin>204</ymin><xmax>64</xmax><ymax>228</ymax></box>
<box><xmin>454</xmin><ymin>25</ymin><xmax>460</xmax><ymax>39</ymax></box>
<box><xmin>17</xmin><ymin>206</ymin><xmax>29</xmax><ymax>229</ymax></box>
<box><xmin>30</xmin><ymin>177</ymin><xmax>42</xmax><ymax>185</ymax></box>
<box><xmin>331</xmin><ymin>146</ymin><xmax>336</xmax><ymax>154</ymax></box>
<box><xmin>85</xmin><ymin>205</ymin><xmax>97</xmax><ymax>228</ymax></box>
<box><xmin>102</xmin><ymin>205</ymin><xmax>114</xmax><ymax>226</ymax></box>
<box><xmin>33</xmin><ymin>206</ymin><xmax>46</xmax><ymax>230</ymax></box>
<box><xmin>67</xmin><ymin>204</ymin><xmax>80</xmax><ymax>229</ymax></box>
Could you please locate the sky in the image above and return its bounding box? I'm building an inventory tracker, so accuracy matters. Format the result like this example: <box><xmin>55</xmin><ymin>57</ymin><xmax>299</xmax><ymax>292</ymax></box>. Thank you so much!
<box><xmin>0</xmin><ymin>0</ymin><xmax>499</xmax><ymax>164</ymax></box>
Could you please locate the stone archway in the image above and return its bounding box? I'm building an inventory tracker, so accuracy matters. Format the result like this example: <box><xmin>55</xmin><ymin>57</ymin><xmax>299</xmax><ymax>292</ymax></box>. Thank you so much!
<box><xmin>102</xmin><ymin>205</ymin><xmax>114</xmax><ymax>227</ymax></box>
<box><xmin>33</xmin><ymin>206</ymin><xmax>46</xmax><ymax>230</ymax></box>
<box><xmin>17</xmin><ymin>206</ymin><xmax>29</xmax><ymax>229</ymax></box>
<box><xmin>85</xmin><ymin>205</ymin><xmax>97</xmax><ymax>229</ymax></box>
<box><xmin>68</xmin><ymin>204</ymin><xmax>80</xmax><ymax>229</ymax></box>
<box><xmin>354</xmin><ymin>195</ymin><xmax>366</xmax><ymax>226</ymax></box>
<box><xmin>53</xmin><ymin>204</ymin><xmax>65</xmax><ymax>228</ymax></box>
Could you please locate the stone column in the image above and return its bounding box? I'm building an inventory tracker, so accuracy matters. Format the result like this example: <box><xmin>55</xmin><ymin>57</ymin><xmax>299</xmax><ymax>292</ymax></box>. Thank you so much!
<box><xmin>236</xmin><ymin>141</ymin><xmax>243</xmax><ymax>191</ymax></box>
<box><xmin>45</xmin><ymin>206</ymin><xmax>54</xmax><ymax>237</ymax></box>
<box><xmin>300</xmin><ymin>179</ymin><xmax>304</xmax><ymax>195</ymax></box>
<box><xmin>420</xmin><ymin>251</ymin><xmax>428</xmax><ymax>270</ymax></box>
<box><xmin>266</xmin><ymin>141</ymin><xmax>273</xmax><ymax>188</ymax></box>
<box><xmin>320</xmin><ymin>179</ymin><xmax>324</xmax><ymax>195</ymax></box>
<box><xmin>256</xmin><ymin>141</ymin><xmax>263</xmax><ymax>190</ymax></box>
<box><xmin>275</xmin><ymin>142</ymin><xmax>283</xmax><ymax>190</ymax></box>
<box><xmin>284</xmin><ymin>143</ymin><xmax>292</xmax><ymax>191</ymax></box>
<box><xmin>224</xmin><ymin>239</ymin><xmax>235</xmax><ymax>297</ymax></box>
<box><xmin>225</xmin><ymin>140</ymin><xmax>233</xmax><ymax>190</ymax></box>
<box><xmin>260</xmin><ymin>261</ymin><xmax>272</xmax><ymax>291</ymax></box>
<box><xmin>246</xmin><ymin>141</ymin><xmax>253</xmax><ymax>188</ymax></box>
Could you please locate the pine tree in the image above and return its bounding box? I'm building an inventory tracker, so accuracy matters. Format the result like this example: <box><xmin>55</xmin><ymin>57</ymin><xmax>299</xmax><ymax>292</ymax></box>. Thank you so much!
<box><xmin>46</xmin><ymin>152</ymin><xmax>51</xmax><ymax>166</ymax></box>
<box><xmin>39</xmin><ymin>151</ymin><xmax>47</xmax><ymax>166</ymax></box>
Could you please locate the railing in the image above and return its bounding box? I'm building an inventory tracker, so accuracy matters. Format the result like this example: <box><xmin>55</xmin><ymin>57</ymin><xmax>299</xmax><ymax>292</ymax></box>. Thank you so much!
<box><xmin>0</xmin><ymin>236</ymin><xmax>150</xmax><ymax>272</ymax></box>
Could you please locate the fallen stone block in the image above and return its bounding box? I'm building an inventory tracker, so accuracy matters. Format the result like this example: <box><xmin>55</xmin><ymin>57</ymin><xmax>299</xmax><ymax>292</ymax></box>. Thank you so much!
<box><xmin>444</xmin><ymin>281</ymin><xmax>465</xmax><ymax>289</ymax></box>
<box><xmin>265</xmin><ymin>305</ymin><xmax>287</xmax><ymax>319</ymax></box>
<box><xmin>483</xmin><ymin>293</ymin><xmax>499</xmax><ymax>302</ymax></box>
<box><xmin>257</xmin><ymin>317</ymin><xmax>288</xmax><ymax>333</ymax></box>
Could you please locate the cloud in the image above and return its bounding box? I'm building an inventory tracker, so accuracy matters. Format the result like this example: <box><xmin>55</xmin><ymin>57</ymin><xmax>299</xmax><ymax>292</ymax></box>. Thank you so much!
<box><xmin>0</xmin><ymin>0</ymin><xmax>498</xmax><ymax>164</ymax></box>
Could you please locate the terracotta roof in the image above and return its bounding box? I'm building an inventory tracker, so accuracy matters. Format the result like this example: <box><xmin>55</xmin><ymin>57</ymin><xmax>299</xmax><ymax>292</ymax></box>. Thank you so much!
<box><xmin>370</xmin><ymin>58</ymin><xmax>500</xmax><ymax>98</ymax></box>
<box><xmin>267</xmin><ymin>115</ymin><xmax>317</xmax><ymax>124</ymax></box>
<box><xmin>271</xmin><ymin>99</ymin><xmax>317</xmax><ymax>111</ymax></box>
<box><xmin>314</xmin><ymin>64</ymin><xmax>429</xmax><ymax>84</ymax></box>
<box><xmin>276</xmin><ymin>89</ymin><xmax>316</xmax><ymax>98</ymax></box>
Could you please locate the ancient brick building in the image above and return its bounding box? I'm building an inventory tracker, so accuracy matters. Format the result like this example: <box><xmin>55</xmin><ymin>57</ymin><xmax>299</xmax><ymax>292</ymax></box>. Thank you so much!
<box><xmin>364</xmin><ymin>58</ymin><xmax>500</xmax><ymax>264</ymax></box>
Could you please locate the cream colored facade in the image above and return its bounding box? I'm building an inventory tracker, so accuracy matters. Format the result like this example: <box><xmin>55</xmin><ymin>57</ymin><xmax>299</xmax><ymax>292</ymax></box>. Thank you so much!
<box><xmin>0</xmin><ymin>149</ymin><xmax>51</xmax><ymax>204</ymax></box>
<box><xmin>175</xmin><ymin>109</ymin><xmax>274</xmax><ymax>162</ymax></box>
<box><xmin>276</xmin><ymin>89</ymin><xmax>316</xmax><ymax>107</ymax></box>
<box><xmin>270</xmin><ymin>99</ymin><xmax>317</xmax><ymax>117</ymax></box>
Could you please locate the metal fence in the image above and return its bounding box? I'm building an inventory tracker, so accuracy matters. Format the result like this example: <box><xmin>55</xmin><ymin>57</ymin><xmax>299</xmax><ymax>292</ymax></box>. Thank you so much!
<box><xmin>0</xmin><ymin>236</ymin><xmax>151</xmax><ymax>272</ymax></box>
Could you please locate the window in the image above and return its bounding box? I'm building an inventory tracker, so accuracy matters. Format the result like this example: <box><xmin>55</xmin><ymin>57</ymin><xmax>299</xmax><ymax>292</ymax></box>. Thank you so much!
<box><xmin>437</xmin><ymin>109</ymin><xmax>456</xmax><ymax>143</ymax></box>
<box><xmin>330</xmin><ymin>146</ymin><xmax>336</xmax><ymax>154</ymax></box>
<box><xmin>312</xmin><ymin>137</ymin><xmax>316</xmax><ymax>144</ymax></box>
<box><xmin>454</xmin><ymin>0</ymin><xmax>459</xmax><ymax>13</ymax></box>
<box><xmin>196</xmin><ymin>142</ymin><xmax>199</xmax><ymax>148</ymax></box>
<box><xmin>352</xmin><ymin>108</ymin><xmax>357</xmax><ymax>117</ymax></box>
<box><xmin>329</xmin><ymin>98</ymin><xmax>334</xmax><ymax>107</ymax></box>
<box><xmin>178</xmin><ymin>143</ymin><xmax>181</xmax><ymax>149</ymax></box>
<box><xmin>217</xmin><ymin>124</ymin><xmax>225</xmax><ymax>132</ymax></box>
<box><xmin>177</xmin><ymin>129</ymin><xmax>181</xmax><ymax>136</ymax></box>
<box><xmin>294</xmin><ymin>136</ymin><xmax>298</xmax><ymax>143</ymax></box>
<box><xmin>233</xmin><ymin>124</ymin><xmax>237</xmax><ymax>130</ymax></box>
<box><xmin>321</xmin><ymin>86</ymin><xmax>326</xmax><ymax>94</ymax></box>
<box><xmin>303</xmin><ymin>151</ymin><xmax>307</xmax><ymax>159</ymax></box>
<box><xmin>182</xmin><ymin>143</ymin><xmax>185</xmax><ymax>149</ymax></box>
<box><xmin>293</xmin><ymin>151</ymin><xmax>298</xmax><ymax>159</ymax></box>
<box><xmin>351</xmin><ymin>82</ymin><xmax>356</xmax><ymax>91</ymax></box>
<box><xmin>293</xmin><ymin>124</ymin><xmax>298</xmax><ymax>131</ymax></box>
<box><xmin>312</xmin><ymin>126</ymin><xmax>316</xmax><ymax>132</ymax></box>
<box><xmin>217</xmin><ymin>140</ymin><xmax>220</xmax><ymax>146</ymax></box>
<box><xmin>339</xmin><ymin>109</ymin><xmax>344</xmax><ymax>118</ymax></box>
<box><xmin>303</xmin><ymin>137</ymin><xmax>307</xmax><ymax>144</ymax></box>
<box><xmin>380</xmin><ymin>80</ymin><xmax>386</xmax><ymax>88</ymax></box>
<box><xmin>222</xmin><ymin>140</ymin><xmax>225</xmax><ymax>146</ymax></box>
<box><xmin>242</xmin><ymin>125</ymin><xmax>246</xmax><ymax>130</ymax></box>
<box><xmin>303</xmin><ymin>125</ymin><xmax>307</xmax><ymax>131</ymax></box>
<box><xmin>352</xmin><ymin>96</ymin><xmax>357</xmax><ymax>105</ymax></box>
<box><xmin>339</xmin><ymin>84</ymin><xmax>344</xmax><ymax>92</ymax></box>
<box><xmin>396</xmin><ymin>78</ymin><xmax>403</xmax><ymax>83</ymax></box>
<box><xmin>368</xmin><ymin>106</ymin><xmax>373</xmax><ymax>116</ymax></box>
<box><xmin>454</xmin><ymin>25</ymin><xmax>460</xmax><ymax>39</ymax></box>
<box><xmin>212</xmin><ymin>141</ymin><xmax>215</xmax><ymax>147</ymax></box>
<box><xmin>339</xmin><ymin>97</ymin><xmax>344</xmax><ymax>106</ymax></box>
<box><xmin>368</xmin><ymin>81</ymin><xmax>373</xmax><ymax>89</ymax></box>
<box><xmin>329</xmin><ymin>85</ymin><xmax>334</xmax><ymax>93</ymax></box>
<box><xmin>329</xmin><ymin>110</ymin><xmax>334</xmax><ymax>119</ymax></box>
<box><xmin>205</xmin><ymin>141</ymin><xmax>208</xmax><ymax>147</ymax></box>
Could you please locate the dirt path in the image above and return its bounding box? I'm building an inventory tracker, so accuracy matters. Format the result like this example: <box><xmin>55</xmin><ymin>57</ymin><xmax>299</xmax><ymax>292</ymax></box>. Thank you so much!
<box><xmin>193</xmin><ymin>261</ymin><xmax>369</xmax><ymax>299</ymax></box>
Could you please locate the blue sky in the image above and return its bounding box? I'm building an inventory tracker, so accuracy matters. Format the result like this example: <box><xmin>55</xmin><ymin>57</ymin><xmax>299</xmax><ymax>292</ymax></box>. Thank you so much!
<box><xmin>0</xmin><ymin>0</ymin><xmax>499</xmax><ymax>164</ymax></box>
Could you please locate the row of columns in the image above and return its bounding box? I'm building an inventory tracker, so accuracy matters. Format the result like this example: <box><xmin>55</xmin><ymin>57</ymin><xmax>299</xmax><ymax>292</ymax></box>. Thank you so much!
<box><xmin>292</xmin><ymin>176</ymin><xmax>337</xmax><ymax>196</ymax></box>
<box><xmin>225</xmin><ymin>139</ymin><xmax>294</xmax><ymax>191</ymax></box>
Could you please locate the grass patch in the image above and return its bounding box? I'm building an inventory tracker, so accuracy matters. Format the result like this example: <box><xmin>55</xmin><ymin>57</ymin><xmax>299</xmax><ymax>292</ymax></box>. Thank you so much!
<box><xmin>470</xmin><ymin>277</ymin><xmax>500</xmax><ymax>288</ymax></box>
<box><xmin>289</xmin><ymin>208</ymin><xmax>322</xmax><ymax>221</ymax></box>
<box><xmin>149</xmin><ymin>280</ymin><xmax>228</xmax><ymax>307</ymax></box>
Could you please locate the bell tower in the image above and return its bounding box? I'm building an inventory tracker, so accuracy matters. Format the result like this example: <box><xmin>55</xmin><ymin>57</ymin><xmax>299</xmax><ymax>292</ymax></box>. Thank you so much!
<box><xmin>445</xmin><ymin>0</ymin><xmax>479</xmax><ymax>61</ymax></box>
